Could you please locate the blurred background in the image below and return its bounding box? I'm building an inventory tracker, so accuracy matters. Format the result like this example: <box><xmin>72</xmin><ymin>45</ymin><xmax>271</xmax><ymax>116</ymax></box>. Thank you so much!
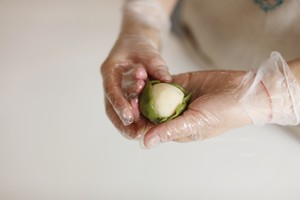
<box><xmin>1</xmin><ymin>1</ymin><xmax>300</xmax><ymax>199</ymax></box>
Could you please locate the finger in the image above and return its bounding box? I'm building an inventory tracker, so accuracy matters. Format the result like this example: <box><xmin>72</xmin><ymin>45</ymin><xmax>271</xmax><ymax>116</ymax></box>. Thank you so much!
<box><xmin>130</xmin><ymin>97</ymin><xmax>141</xmax><ymax>122</ymax></box>
<box><xmin>143</xmin><ymin>54</ymin><xmax>172</xmax><ymax>82</ymax></box>
<box><xmin>106</xmin><ymin>87</ymin><xmax>134</xmax><ymax>126</ymax></box>
<box><xmin>173</xmin><ymin>137</ymin><xmax>193</xmax><ymax>143</ymax></box>
<box><xmin>105</xmin><ymin>99</ymin><xmax>150</xmax><ymax>139</ymax></box>
<box><xmin>143</xmin><ymin>96</ymin><xmax>252</xmax><ymax>148</ymax></box>
<box><xmin>135</xmin><ymin>65</ymin><xmax>148</xmax><ymax>79</ymax></box>
<box><xmin>121</xmin><ymin>65</ymin><xmax>147</xmax><ymax>122</ymax></box>
<box><xmin>105</xmin><ymin>98</ymin><xmax>137</xmax><ymax>139</ymax></box>
<box><xmin>143</xmin><ymin>109</ymin><xmax>204</xmax><ymax>148</ymax></box>
<box><xmin>123</xmin><ymin>79</ymin><xmax>146</xmax><ymax>99</ymax></box>
<box><xmin>103</xmin><ymin>68</ymin><xmax>134</xmax><ymax>126</ymax></box>
<box><xmin>122</xmin><ymin>65</ymin><xmax>147</xmax><ymax>97</ymax></box>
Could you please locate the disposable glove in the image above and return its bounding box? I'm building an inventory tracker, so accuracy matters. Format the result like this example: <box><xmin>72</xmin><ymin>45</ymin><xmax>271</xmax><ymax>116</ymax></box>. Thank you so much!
<box><xmin>143</xmin><ymin>52</ymin><xmax>300</xmax><ymax>148</ymax></box>
<box><xmin>101</xmin><ymin>0</ymin><xmax>171</xmax><ymax>139</ymax></box>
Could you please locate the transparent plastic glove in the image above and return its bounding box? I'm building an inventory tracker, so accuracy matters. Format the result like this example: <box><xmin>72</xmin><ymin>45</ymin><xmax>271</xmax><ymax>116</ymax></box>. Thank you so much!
<box><xmin>122</xmin><ymin>0</ymin><xmax>170</xmax><ymax>33</ymax></box>
<box><xmin>143</xmin><ymin>52</ymin><xmax>300</xmax><ymax>148</ymax></box>
<box><xmin>240</xmin><ymin>52</ymin><xmax>300</xmax><ymax>126</ymax></box>
<box><xmin>101</xmin><ymin>0</ymin><xmax>171</xmax><ymax>139</ymax></box>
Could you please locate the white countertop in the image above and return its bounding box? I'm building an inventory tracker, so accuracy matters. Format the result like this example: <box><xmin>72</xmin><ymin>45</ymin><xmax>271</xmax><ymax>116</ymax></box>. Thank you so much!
<box><xmin>1</xmin><ymin>1</ymin><xmax>300</xmax><ymax>199</ymax></box>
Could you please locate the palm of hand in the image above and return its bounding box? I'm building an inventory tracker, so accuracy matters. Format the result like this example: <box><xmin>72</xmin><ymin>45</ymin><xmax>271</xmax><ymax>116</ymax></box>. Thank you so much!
<box><xmin>143</xmin><ymin>70</ymin><xmax>253</xmax><ymax>145</ymax></box>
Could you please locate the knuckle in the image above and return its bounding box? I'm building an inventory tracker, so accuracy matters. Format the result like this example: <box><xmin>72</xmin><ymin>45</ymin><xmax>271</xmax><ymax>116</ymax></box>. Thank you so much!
<box><xmin>100</xmin><ymin>58</ymin><xmax>111</xmax><ymax>75</ymax></box>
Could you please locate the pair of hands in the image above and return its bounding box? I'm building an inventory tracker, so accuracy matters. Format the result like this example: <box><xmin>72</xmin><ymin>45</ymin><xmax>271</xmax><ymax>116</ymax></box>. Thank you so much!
<box><xmin>101</xmin><ymin>0</ymin><xmax>300</xmax><ymax>148</ymax></box>
<box><xmin>101</xmin><ymin>35</ymin><xmax>260</xmax><ymax>148</ymax></box>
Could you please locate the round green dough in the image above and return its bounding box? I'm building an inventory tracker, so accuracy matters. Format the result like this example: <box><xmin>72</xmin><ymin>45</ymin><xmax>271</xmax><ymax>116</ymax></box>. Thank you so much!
<box><xmin>139</xmin><ymin>80</ymin><xmax>192</xmax><ymax>124</ymax></box>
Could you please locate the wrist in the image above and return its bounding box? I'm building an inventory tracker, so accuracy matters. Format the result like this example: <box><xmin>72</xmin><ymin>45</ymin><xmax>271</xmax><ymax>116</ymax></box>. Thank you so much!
<box><xmin>240</xmin><ymin>52</ymin><xmax>300</xmax><ymax>126</ymax></box>
<box><xmin>121</xmin><ymin>0</ymin><xmax>170</xmax><ymax>50</ymax></box>
<box><xmin>288</xmin><ymin>58</ymin><xmax>300</xmax><ymax>83</ymax></box>
<box><xmin>120</xmin><ymin>25</ymin><xmax>161</xmax><ymax>50</ymax></box>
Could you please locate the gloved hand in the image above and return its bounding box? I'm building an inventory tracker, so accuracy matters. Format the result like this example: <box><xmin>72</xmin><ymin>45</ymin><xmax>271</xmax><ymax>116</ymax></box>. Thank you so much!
<box><xmin>101</xmin><ymin>0</ymin><xmax>171</xmax><ymax>139</ymax></box>
<box><xmin>143</xmin><ymin>52</ymin><xmax>300</xmax><ymax>148</ymax></box>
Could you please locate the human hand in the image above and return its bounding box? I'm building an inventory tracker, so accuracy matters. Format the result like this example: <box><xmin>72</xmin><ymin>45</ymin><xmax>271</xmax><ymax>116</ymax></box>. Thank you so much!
<box><xmin>143</xmin><ymin>52</ymin><xmax>300</xmax><ymax>148</ymax></box>
<box><xmin>101</xmin><ymin>0</ymin><xmax>172</xmax><ymax>139</ymax></box>
<box><xmin>142</xmin><ymin>70</ymin><xmax>253</xmax><ymax>147</ymax></box>
<box><xmin>101</xmin><ymin>35</ymin><xmax>171</xmax><ymax>139</ymax></box>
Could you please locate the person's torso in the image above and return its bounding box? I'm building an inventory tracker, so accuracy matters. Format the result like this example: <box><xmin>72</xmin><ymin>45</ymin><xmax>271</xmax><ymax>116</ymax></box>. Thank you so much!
<box><xmin>179</xmin><ymin>0</ymin><xmax>300</xmax><ymax>69</ymax></box>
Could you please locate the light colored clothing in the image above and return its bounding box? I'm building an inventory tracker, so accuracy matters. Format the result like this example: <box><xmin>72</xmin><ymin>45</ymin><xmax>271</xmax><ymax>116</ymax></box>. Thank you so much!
<box><xmin>178</xmin><ymin>0</ymin><xmax>300</xmax><ymax>70</ymax></box>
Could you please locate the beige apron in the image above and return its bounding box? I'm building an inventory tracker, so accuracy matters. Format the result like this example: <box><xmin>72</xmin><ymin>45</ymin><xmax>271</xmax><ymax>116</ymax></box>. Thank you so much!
<box><xmin>179</xmin><ymin>0</ymin><xmax>300</xmax><ymax>70</ymax></box>
<box><xmin>177</xmin><ymin>0</ymin><xmax>300</xmax><ymax>130</ymax></box>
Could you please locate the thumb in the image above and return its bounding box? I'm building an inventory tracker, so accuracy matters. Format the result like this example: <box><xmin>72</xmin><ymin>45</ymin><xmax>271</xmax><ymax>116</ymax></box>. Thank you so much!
<box><xmin>143</xmin><ymin>54</ymin><xmax>172</xmax><ymax>82</ymax></box>
<box><xmin>143</xmin><ymin>108</ymin><xmax>215</xmax><ymax>149</ymax></box>
<box><xmin>143</xmin><ymin>98</ymin><xmax>252</xmax><ymax>149</ymax></box>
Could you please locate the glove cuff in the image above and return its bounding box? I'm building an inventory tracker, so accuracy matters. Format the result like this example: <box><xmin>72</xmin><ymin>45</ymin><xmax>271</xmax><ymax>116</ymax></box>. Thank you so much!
<box><xmin>122</xmin><ymin>0</ymin><xmax>170</xmax><ymax>36</ymax></box>
<box><xmin>240</xmin><ymin>51</ymin><xmax>300</xmax><ymax>126</ymax></box>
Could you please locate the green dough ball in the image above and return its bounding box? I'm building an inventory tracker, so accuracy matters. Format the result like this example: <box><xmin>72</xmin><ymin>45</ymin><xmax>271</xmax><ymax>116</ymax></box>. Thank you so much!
<box><xmin>139</xmin><ymin>80</ymin><xmax>192</xmax><ymax>124</ymax></box>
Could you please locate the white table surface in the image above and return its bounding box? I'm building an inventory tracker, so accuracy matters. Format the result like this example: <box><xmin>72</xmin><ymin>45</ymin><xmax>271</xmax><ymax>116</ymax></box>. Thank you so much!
<box><xmin>1</xmin><ymin>1</ymin><xmax>300</xmax><ymax>200</ymax></box>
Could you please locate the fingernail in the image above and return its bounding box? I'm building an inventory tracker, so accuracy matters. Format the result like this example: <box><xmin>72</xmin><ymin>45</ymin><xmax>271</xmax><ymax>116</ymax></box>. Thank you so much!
<box><xmin>146</xmin><ymin>134</ymin><xmax>161</xmax><ymax>149</ymax></box>
<box><xmin>121</xmin><ymin>115</ymin><xmax>134</xmax><ymax>126</ymax></box>
<box><xmin>161</xmin><ymin>73</ymin><xmax>172</xmax><ymax>82</ymax></box>
<box><xmin>120</xmin><ymin>108</ymin><xmax>134</xmax><ymax>126</ymax></box>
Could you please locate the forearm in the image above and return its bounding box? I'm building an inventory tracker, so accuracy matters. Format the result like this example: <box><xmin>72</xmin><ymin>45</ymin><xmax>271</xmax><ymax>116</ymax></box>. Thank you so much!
<box><xmin>120</xmin><ymin>0</ymin><xmax>178</xmax><ymax>48</ymax></box>
<box><xmin>288</xmin><ymin>58</ymin><xmax>300</xmax><ymax>83</ymax></box>
<box><xmin>159</xmin><ymin>0</ymin><xmax>178</xmax><ymax>16</ymax></box>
